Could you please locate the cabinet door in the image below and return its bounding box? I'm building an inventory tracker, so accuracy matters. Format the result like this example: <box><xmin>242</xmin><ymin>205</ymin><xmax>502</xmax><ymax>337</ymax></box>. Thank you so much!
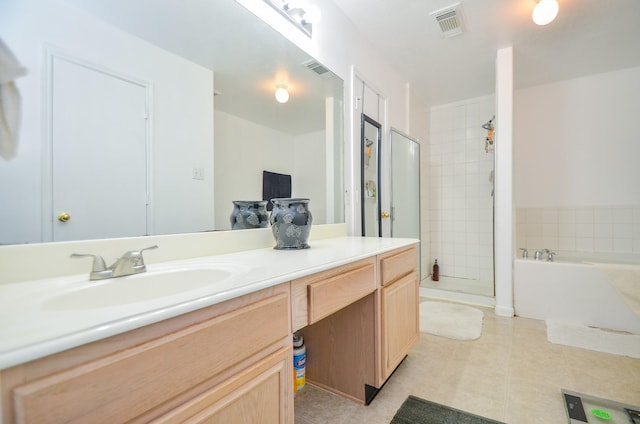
<box><xmin>155</xmin><ymin>347</ymin><xmax>293</xmax><ymax>424</ymax></box>
<box><xmin>381</xmin><ymin>271</ymin><xmax>419</xmax><ymax>380</ymax></box>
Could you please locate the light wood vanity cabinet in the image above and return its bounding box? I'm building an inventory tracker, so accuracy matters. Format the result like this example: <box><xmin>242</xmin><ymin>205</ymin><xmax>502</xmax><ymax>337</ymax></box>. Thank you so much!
<box><xmin>1</xmin><ymin>243</ymin><xmax>418</xmax><ymax>423</ymax></box>
<box><xmin>1</xmin><ymin>284</ymin><xmax>293</xmax><ymax>424</ymax></box>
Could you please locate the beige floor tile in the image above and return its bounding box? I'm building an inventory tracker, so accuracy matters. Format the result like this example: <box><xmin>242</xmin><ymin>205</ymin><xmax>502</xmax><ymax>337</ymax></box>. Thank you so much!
<box><xmin>505</xmin><ymin>378</ymin><xmax>568</xmax><ymax>424</ymax></box>
<box><xmin>294</xmin><ymin>305</ymin><xmax>640</xmax><ymax>424</ymax></box>
<box><xmin>508</xmin><ymin>348</ymin><xmax>573</xmax><ymax>386</ymax></box>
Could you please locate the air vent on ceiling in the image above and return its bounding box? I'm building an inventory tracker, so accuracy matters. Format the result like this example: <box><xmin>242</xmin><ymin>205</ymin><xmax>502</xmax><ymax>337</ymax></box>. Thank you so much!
<box><xmin>430</xmin><ymin>3</ymin><xmax>465</xmax><ymax>38</ymax></box>
<box><xmin>303</xmin><ymin>59</ymin><xmax>331</xmax><ymax>78</ymax></box>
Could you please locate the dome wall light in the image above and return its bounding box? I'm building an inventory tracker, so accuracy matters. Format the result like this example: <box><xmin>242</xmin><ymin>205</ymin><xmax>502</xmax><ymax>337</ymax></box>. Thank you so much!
<box><xmin>275</xmin><ymin>86</ymin><xmax>289</xmax><ymax>103</ymax></box>
<box><xmin>532</xmin><ymin>0</ymin><xmax>559</xmax><ymax>25</ymax></box>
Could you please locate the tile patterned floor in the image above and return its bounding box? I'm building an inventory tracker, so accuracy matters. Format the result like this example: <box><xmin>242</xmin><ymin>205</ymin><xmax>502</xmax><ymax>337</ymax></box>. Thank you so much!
<box><xmin>294</xmin><ymin>300</ymin><xmax>640</xmax><ymax>424</ymax></box>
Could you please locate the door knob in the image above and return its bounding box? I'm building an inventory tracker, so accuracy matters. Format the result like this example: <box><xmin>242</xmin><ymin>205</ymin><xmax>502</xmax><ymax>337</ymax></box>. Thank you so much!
<box><xmin>381</xmin><ymin>212</ymin><xmax>391</xmax><ymax>218</ymax></box>
<box><xmin>58</xmin><ymin>212</ymin><xmax>71</xmax><ymax>222</ymax></box>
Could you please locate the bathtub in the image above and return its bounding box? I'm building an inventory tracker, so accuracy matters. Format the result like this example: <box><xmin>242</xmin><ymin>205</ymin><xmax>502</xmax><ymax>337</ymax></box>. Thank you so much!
<box><xmin>513</xmin><ymin>255</ymin><xmax>640</xmax><ymax>334</ymax></box>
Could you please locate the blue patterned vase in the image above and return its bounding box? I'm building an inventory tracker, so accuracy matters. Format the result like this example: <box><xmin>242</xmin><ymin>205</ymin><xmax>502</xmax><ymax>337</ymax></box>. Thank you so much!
<box><xmin>270</xmin><ymin>198</ymin><xmax>312</xmax><ymax>249</ymax></box>
<box><xmin>230</xmin><ymin>200</ymin><xmax>269</xmax><ymax>230</ymax></box>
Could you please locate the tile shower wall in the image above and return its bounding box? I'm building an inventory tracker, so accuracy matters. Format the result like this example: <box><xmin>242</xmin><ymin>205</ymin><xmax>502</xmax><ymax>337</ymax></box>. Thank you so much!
<box><xmin>516</xmin><ymin>205</ymin><xmax>640</xmax><ymax>254</ymax></box>
<box><xmin>429</xmin><ymin>95</ymin><xmax>495</xmax><ymax>281</ymax></box>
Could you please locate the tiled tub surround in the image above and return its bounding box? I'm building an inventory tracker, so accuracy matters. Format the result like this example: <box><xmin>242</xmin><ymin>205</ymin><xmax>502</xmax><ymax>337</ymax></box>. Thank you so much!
<box><xmin>516</xmin><ymin>205</ymin><xmax>640</xmax><ymax>256</ymax></box>
<box><xmin>0</xmin><ymin>235</ymin><xmax>417</xmax><ymax>369</ymax></box>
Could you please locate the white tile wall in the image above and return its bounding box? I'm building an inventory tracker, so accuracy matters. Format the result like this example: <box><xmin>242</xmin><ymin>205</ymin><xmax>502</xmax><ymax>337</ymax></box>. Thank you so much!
<box><xmin>430</xmin><ymin>96</ymin><xmax>495</xmax><ymax>281</ymax></box>
<box><xmin>516</xmin><ymin>205</ymin><xmax>640</xmax><ymax>255</ymax></box>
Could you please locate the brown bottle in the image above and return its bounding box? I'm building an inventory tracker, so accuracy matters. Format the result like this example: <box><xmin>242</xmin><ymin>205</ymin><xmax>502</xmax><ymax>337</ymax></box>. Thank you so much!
<box><xmin>432</xmin><ymin>259</ymin><xmax>439</xmax><ymax>282</ymax></box>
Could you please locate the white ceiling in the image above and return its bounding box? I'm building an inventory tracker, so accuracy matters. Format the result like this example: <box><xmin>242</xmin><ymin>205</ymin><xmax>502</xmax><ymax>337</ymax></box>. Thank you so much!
<box><xmin>329</xmin><ymin>0</ymin><xmax>640</xmax><ymax>107</ymax></box>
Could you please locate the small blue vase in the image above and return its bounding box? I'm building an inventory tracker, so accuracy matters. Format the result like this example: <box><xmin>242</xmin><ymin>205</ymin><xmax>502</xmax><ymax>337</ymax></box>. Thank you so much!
<box><xmin>230</xmin><ymin>200</ymin><xmax>269</xmax><ymax>230</ymax></box>
<box><xmin>270</xmin><ymin>198</ymin><xmax>312</xmax><ymax>249</ymax></box>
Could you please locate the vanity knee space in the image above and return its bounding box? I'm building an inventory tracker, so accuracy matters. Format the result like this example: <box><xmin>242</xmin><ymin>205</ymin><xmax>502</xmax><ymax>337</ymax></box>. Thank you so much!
<box><xmin>290</xmin><ymin>245</ymin><xmax>419</xmax><ymax>404</ymax></box>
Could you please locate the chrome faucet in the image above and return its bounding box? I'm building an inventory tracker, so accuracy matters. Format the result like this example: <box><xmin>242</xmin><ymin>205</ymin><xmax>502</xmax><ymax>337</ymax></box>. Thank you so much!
<box><xmin>546</xmin><ymin>251</ymin><xmax>557</xmax><ymax>262</ymax></box>
<box><xmin>72</xmin><ymin>245</ymin><xmax>158</xmax><ymax>280</ymax></box>
<box><xmin>534</xmin><ymin>249</ymin><xmax>547</xmax><ymax>261</ymax></box>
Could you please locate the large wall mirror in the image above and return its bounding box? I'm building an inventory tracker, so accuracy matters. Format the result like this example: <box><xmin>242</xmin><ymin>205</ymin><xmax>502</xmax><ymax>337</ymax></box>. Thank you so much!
<box><xmin>0</xmin><ymin>0</ymin><xmax>344</xmax><ymax>244</ymax></box>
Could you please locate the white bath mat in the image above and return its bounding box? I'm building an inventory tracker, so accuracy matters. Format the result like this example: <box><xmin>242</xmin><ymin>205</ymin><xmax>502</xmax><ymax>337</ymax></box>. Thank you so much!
<box><xmin>546</xmin><ymin>320</ymin><xmax>640</xmax><ymax>359</ymax></box>
<box><xmin>419</xmin><ymin>301</ymin><xmax>484</xmax><ymax>340</ymax></box>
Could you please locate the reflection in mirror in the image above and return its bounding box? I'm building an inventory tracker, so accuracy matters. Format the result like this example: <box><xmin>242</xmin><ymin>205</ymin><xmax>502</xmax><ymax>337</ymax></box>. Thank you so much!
<box><xmin>0</xmin><ymin>0</ymin><xmax>344</xmax><ymax>245</ymax></box>
<box><xmin>361</xmin><ymin>114</ymin><xmax>381</xmax><ymax>237</ymax></box>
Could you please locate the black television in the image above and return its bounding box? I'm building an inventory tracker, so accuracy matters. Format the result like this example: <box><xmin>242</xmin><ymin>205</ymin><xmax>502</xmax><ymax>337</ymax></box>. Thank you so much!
<box><xmin>262</xmin><ymin>171</ymin><xmax>292</xmax><ymax>211</ymax></box>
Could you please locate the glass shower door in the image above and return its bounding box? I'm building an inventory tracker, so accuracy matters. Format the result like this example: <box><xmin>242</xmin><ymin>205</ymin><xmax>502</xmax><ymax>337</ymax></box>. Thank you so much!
<box><xmin>390</xmin><ymin>129</ymin><xmax>420</xmax><ymax>240</ymax></box>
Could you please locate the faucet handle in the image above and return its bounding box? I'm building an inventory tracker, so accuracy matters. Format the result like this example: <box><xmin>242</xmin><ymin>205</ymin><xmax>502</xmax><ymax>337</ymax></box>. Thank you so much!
<box><xmin>70</xmin><ymin>253</ymin><xmax>107</xmax><ymax>272</ymax></box>
<box><xmin>519</xmin><ymin>248</ymin><xmax>529</xmax><ymax>259</ymax></box>
<box><xmin>121</xmin><ymin>245</ymin><xmax>158</xmax><ymax>266</ymax></box>
<box><xmin>546</xmin><ymin>251</ymin><xmax>557</xmax><ymax>262</ymax></box>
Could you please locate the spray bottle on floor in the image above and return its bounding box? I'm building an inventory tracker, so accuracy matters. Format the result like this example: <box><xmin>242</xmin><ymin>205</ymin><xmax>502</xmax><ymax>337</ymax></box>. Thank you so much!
<box><xmin>293</xmin><ymin>332</ymin><xmax>306</xmax><ymax>397</ymax></box>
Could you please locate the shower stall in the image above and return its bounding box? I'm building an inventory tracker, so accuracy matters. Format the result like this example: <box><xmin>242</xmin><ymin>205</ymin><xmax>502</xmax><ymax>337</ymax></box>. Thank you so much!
<box><xmin>423</xmin><ymin>95</ymin><xmax>495</xmax><ymax>300</ymax></box>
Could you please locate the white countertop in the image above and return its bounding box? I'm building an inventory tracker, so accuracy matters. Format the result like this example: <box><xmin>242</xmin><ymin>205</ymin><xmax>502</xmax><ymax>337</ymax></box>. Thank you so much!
<box><xmin>0</xmin><ymin>237</ymin><xmax>417</xmax><ymax>369</ymax></box>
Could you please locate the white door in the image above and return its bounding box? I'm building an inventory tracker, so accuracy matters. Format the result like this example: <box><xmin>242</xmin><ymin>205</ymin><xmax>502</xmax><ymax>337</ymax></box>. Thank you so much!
<box><xmin>49</xmin><ymin>55</ymin><xmax>148</xmax><ymax>241</ymax></box>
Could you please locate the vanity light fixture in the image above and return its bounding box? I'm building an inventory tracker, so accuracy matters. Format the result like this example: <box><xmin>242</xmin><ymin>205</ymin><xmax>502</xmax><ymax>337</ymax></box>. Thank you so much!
<box><xmin>275</xmin><ymin>86</ymin><xmax>289</xmax><ymax>103</ymax></box>
<box><xmin>264</xmin><ymin>0</ymin><xmax>315</xmax><ymax>37</ymax></box>
<box><xmin>532</xmin><ymin>0</ymin><xmax>559</xmax><ymax>26</ymax></box>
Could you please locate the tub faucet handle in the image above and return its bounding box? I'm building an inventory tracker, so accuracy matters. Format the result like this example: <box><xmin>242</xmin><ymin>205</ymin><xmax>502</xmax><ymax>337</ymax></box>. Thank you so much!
<box><xmin>546</xmin><ymin>251</ymin><xmax>557</xmax><ymax>262</ymax></box>
<box><xmin>519</xmin><ymin>248</ymin><xmax>529</xmax><ymax>259</ymax></box>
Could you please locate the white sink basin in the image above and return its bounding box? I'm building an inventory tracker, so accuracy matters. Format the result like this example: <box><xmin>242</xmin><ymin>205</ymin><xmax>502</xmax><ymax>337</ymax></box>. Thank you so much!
<box><xmin>42</xmin><ymin>265</ymin><xmax>245</xmax><ymax>310</ymax></box>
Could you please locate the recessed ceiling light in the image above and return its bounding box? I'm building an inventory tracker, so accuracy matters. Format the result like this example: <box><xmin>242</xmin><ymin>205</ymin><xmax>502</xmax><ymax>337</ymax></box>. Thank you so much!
<box><xmin>275</xmin><ymin>86</ymin><xmax>289</xmax><ymax>103</ymax></box>
<box><xmin>532</xmin><ymin>0</ymin><xmax>559</xmax><ymax>26</ymax></box>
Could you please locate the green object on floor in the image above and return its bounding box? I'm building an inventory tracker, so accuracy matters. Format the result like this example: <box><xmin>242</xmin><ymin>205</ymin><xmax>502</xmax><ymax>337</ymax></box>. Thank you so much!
<box><xmin>591</xmin><ymin>408</ymin><xmax>612</xmax><ymax>420</ymax></box>
<box><xmin>391</xmin><ymin>395</ymin><xmax>505</xmax><ymax>424</ymax></box>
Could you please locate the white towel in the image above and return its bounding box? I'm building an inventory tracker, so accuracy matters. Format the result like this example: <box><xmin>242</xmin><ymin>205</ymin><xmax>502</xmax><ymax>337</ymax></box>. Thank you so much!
<box><xmin>0</xmin><ymin>38</ymin><xmax>28</xmax><ymax>161</ymax></box>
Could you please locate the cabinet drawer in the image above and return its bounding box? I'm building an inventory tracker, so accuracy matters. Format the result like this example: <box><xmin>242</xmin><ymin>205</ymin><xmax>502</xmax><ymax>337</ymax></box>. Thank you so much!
<box><xmin>155</xmin><ymin>346</ymin><xmax>292</xmax><ymax>424</ymax></box>
<box><xmin>12</xmin><ymin>293</ymin><xmax>289</xmax><ymax>424</ymax></box>
<box><xmin>308</xmin><ymin>263</ymin><xmax>375</xmax><ymax>324</ymax></box>
<box><xmin>380</xmin><ymin>246</ymin><xmax>417</xmax><ymax>286</ymax></box>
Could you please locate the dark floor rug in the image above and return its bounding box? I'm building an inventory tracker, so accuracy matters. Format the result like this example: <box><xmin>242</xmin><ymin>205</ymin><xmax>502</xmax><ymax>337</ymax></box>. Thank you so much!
<box><xmin>391</xmin><ymin>395</ymin><xmax>505</xmax><ymax>424</ymax></box>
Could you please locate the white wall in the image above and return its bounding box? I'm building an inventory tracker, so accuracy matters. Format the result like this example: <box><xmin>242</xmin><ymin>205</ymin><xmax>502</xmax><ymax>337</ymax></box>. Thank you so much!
<box><xmin>214</xmin><ymin>110</ymin><xmax>294</xmax><ymax>230</ymax></box>
<box><xmin>514</xmin><ymin>66</ymin><xmax>640</xmax><ymax>207</ymax></box>
<box><xmin>0</xmin><ymin>0</ymin><xmax>214</xmax><ymax>243</ymax></box>
<box><xmin>293</xmin><ymin>131</ymin><xmax>327</xmax><ymax>224</ymax></box>
<box><xmin>514</xmin><ymin>66</ymin><xmax>640</xmax><ymax>256</ymax></box>
<box><xmin>214</xmin><ymin>110</ymin><xmax>327</xmax><ymax>230</ymax></box>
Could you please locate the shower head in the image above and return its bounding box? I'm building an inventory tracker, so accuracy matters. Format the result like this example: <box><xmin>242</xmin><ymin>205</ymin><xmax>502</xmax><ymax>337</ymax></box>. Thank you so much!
<box><xmin>482</xmin><ymin>116</ymin><xmax>494</xmax><ymax>130</ymax></box>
